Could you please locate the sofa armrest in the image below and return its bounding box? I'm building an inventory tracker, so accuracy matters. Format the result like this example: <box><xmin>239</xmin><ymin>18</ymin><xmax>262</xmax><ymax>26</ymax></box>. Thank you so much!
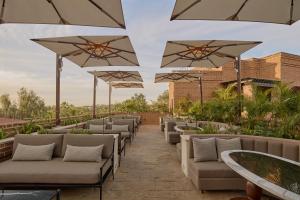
<box><xmin>99</xmin><ymin>138</ymin><xmax>115</xmax><ymax>180</ymax></box>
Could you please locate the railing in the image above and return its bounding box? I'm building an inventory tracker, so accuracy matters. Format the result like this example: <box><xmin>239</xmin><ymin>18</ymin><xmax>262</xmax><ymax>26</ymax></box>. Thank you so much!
<box><xmin>0</xmin><ymin>113</ymin><xmax>110</xmax><ymax>137</ymax></box>
<box><xmin>0</xmin><ymin>112</ymin><xmax>165</xmax><ymax>138</ymax></box>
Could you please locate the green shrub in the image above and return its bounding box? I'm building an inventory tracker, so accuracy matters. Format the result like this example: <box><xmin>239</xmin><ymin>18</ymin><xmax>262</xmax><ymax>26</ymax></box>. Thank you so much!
<box><xmin>199</xmin><ymin>123</ymin><xmax>218</xmax><ymax>134</ymax></box>
<box><xmin>19</xmin><ymin>121</ymin><xmax>44</xmax><ymax>134</ymax></box>
<box><xmin>0</xmin><ymin>129</ymin><xmax>6</xmax><ymax>140</ymax></box>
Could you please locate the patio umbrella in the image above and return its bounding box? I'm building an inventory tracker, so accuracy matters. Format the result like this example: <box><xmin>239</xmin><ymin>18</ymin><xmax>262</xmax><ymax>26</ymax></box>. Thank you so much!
<box><xmin>0</xmin><ymin>0</ymin><xmax>126</xmax><ymax>28</ymax></box>
<box><xmin>154</xmin><ymin>71</ymin><xmax>203</xmax><ymax>112</ymax></box>
<box><xmin>160</xmin><ymin>40</ymin><xmax>261</xmax><ymax>120</ymax></box>
<box><xmin>1</xmin><ymin>0</ymin><xmax>127</xmax><ymax>125</ymax></box>
<box><xmin>32</xmin><ymin>35</ymin><xmax>139</xmax><ymax>124</ymax></box>
<box><xmin>171</xmin><ymin>0</ymin><xmax>300</xmax><ymax>25</ymax></box>
<box><xmin>88</xmin><ymin>71</ymin><xmax>143</xmax><ymax>116</ymax></box>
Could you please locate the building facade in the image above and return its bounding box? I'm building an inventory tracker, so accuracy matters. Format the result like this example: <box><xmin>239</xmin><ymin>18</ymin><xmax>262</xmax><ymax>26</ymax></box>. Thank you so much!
<box><xmin>169</xmin><ymin>52</ymin><xmax>300</xmax><ymax>110</ymax></box>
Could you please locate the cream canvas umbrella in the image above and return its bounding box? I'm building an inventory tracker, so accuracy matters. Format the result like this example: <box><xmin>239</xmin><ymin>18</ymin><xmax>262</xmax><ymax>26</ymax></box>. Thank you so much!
<box><xmin>1</xmin><ymin>1</ymin><xmax>126</xmax><ymax>126</ymax></box>
<box><xmin>171</xmin><ymin>0</ymin><xmax>300</xmax><ymax>25</ymax></box>
<box><xmin>32</xmin><ymin>36</ymin><xmax>139</xmax><ymax>124</ymax></box>
<box><xmin>160</xmin><ymin>40</ymin><xmax>261</xmax><ymax>119</ymax></box>
<box><xmin>155</xmin><ymin>71</ymin><xmax>203</xmax><ymax>112</ymax></box>
<box><xmin>0</xmin><ymin>0</ymin><xmax>126</xmax><ymax>28</ymax></box>
<box><xmin>89</xmin><ymin>71</ymin><xmax>143</xmax><ymax>116</ymax></box>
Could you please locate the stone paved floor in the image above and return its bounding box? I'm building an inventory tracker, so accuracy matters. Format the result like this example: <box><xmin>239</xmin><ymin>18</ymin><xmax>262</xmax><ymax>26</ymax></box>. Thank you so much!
<box><xmin>62</xmin><ymin>125</ymin><xmax>255</xmax><ymax>200</ymax></box>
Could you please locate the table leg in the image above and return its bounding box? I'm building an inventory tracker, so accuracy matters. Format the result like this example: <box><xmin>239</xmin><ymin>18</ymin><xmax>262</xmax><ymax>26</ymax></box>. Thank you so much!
<box><xmin>56</xmin><ymin>189</ymin><xmax>61</xmax><ymax>200</ymax></box>
<box><xmin>230</xmin><ymin>181</ymin><xmax>262</xmax><ymax>200</ymax></box>
<box><xmin>246</xmin><ymin>181</ymin><xmax>262</xmax><ymax>200</ymax></box>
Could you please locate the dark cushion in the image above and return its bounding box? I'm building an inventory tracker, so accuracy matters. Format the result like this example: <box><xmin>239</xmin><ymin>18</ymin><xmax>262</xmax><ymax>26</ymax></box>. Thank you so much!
<box><xmin>168</xmin><ymin>132</ymin><xmax>181</xmax><ymax>144</ymax></box>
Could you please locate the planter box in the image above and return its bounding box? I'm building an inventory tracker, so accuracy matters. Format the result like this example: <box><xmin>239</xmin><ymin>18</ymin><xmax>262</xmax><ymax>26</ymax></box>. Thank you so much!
<box><xmin>175</xmin><ymin>126</ymin><xmax>202</xmax><ymax>135</ymax></box>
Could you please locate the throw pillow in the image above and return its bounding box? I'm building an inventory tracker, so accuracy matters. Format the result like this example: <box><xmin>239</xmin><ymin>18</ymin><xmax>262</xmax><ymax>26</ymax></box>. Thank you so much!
<box><xmin>193</xmin><ymin>137</ymin><xmax>218</xmax><ymax>162</ymax></box>
<box><xmin>12</xmin><ymin>143</ymin><xmax>55</xmax><ymax>161</ymax></box>
<box><xmin>89</xmin><ymin>124</ymin><xmax>105</xmax><ymax>131</ymax></box>
<box><xmin>216</xmin><ymin>138</ymin><xmax>241</xmax><ymax>161</ymax></box>
<box><xmin>63</xmin><ymin>145</ymin><xmax>104</xmax><ymax>162</ymax></box>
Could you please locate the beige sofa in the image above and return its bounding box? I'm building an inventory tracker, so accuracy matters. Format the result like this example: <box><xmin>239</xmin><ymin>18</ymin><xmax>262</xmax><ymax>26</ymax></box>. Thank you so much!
<box><xmin>0</xmin><ymin>134</ymin><xmax>115</xmax><ymax>200</ymax></box>
<box><xmin>188</xmin><ymin>134</ymin><xmax>300</xmax><ymax>191</ymax></box>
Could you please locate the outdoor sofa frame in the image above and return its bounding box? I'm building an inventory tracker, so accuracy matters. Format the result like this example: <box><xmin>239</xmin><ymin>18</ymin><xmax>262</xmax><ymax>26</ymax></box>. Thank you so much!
<box><xmin>0</xmin><ymin>138</ymin><xmax>115</xmax><ymax>200</ymax></box>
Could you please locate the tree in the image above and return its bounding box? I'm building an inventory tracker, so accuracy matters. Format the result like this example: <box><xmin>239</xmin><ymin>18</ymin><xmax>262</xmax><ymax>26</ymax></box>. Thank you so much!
<box><xmin>270</xmin><ymin>83</ymin><xmax>300</xmax><ymax>138</ymax></box>
<box><xmin>244</xmin><ymin>85</ymin><xmax>272</xmax><ymax>129</ymax></box>
<box><xmin>174</xmin><ymin>96</ymin><xmax>193</xmax><ymax>116</ymax></box>
<box><xmin>151</xmin><ymin>90</ymin><xmax>169</xmax><ymax>113</ymax></box>
<box><xmin>118</xmin><ymin>93</ymin><xmax>149</xmax><ymax>113</ymax></box>
<box><xmin>18</xmin><ymin>88</ymin><xmax>47</xmax><ymax>118</ymax></box>
<box><xmin>0</xmin><ymin>94</ymin><xmax>11</xmax><ymax>115</ymax></box>
<box><xmin>188</xmin><ymin>101</ymin><xmax>202</xmax><ymax>120</ymax></box>
<box><xmin>201</xmin><ymin>84</ymin><xmax>239</xmax><ymax>123</ymax></box>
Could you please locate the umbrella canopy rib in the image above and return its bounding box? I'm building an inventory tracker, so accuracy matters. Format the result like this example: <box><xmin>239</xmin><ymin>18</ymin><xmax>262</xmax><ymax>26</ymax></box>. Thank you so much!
<box><xmin>171</xmin><ymin>0</ymin><xmax>299</xmax><ymax>25</ymax></box>
<box><xmin>111</xmin><ymin>82</ymin><xmax>144</xmax><ymax>88</ymax></box>
<box><xmin>154</xmin><ymin>72</ymin><xmax>201</xmax><ymax>83</ymax></box>
<box><xmin>87</xmin><ymin>0</ymin><xmax>125</xmax><ymax>28</ymax></box>
<box><xmin>89</xmin><ymin>71</ymin><xmax>143</xmax><ymax>82</ymax></box>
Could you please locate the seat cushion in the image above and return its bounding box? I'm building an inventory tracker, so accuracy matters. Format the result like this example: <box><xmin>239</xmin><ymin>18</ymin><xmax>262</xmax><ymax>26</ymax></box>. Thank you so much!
<box><xmin>188</xmin><ymin>159</ymin><xmax>240</xmax><ymax>178</ymax></box>
<box><xmin>0</xmin><ymin>158</ymin><xmax>111</xmax><ymax>184</ymax></box>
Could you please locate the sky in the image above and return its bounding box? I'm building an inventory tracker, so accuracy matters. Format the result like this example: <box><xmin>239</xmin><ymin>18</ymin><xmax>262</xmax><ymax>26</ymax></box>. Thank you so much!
<box><xmin>1</xmin><ymin>0</ymin><xmax>300</xmax><ymax>106</ymax></box>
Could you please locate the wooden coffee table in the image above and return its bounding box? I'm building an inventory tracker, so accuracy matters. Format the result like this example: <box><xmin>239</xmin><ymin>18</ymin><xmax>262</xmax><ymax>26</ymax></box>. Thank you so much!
<box><xmin>0</xmin><ymin>190</ymin><xmax>60</xmax><ymax>200</ymax></box>
<box><xmin>221</xmin><ymin>150</ymin><xmax>300</xmax><ymax>200</ymax></box>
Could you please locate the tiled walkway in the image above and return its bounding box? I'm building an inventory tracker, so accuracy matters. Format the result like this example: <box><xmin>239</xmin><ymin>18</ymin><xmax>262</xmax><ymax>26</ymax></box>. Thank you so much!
<box><xmin>63</xmin><ymin>125</ymin><xmax>246</xmax><ymax>200</ymax></box>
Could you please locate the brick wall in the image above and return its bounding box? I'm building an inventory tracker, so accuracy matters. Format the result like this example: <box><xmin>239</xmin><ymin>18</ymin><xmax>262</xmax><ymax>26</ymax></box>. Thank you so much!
<box><xmin>169</xmin><ymin>69</ymin><xmax>223</xmax><ymax>108</ymax></box>
<box><xmin>0</xmin><ymin>138</ymin><xmax>14</xmax><ymax>161</ymax></box>
<box><xmin>280</xmin><ymin>52</ymin><xmax>300</xmax><ymax>87</ymax></box>
<box><xmin>169</xmin><ymin>52</ymin><xmax>300</xmax><ymax>105</ymax></box>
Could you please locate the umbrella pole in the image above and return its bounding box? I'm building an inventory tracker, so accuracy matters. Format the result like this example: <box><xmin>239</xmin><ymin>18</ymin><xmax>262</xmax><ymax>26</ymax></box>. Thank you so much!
<box><xmin>236</xmin><ymin>56</ymin><xmax>242</xmax><ymax>124</ymax></box>
<box><xmin>92</xmin><ymin>75</ymin><xmax>97</xmax><ymax>119</ymax></box>
<box><xmin>199</xmin><ymin>77</ymin><xmax>203</xmax><ymax>110</ymax></box>
<box><xmin>109</xmin><ymin>82</ymin><xmax>112</xmax><ymax>117</ymax></box>
<box><xmin>56</xmin><ymin>54</ymin><xmax>62</xmax><ymax>126</ymax></box>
